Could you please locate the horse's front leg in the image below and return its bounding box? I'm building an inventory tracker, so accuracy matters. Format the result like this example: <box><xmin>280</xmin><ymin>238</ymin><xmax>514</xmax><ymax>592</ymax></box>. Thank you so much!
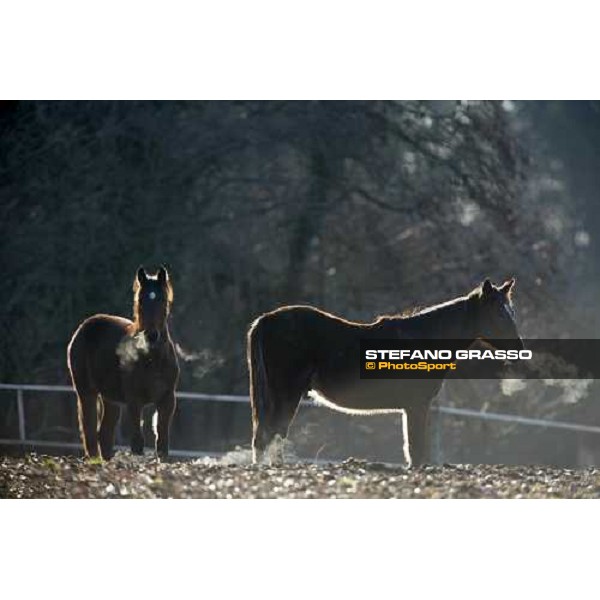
<box><xmin>402</xmin><ymin>404</ymin><xmax>431</xmax><ymax>468</ymax></box>
<box><xmin>155</xmin><ymin>392</ymin><xmax>176</xmax><ymax>459</ymax></box>
<box><xmin>128</xmin><ymin>400</ymin><xmax>145</xmax><ymax>455</ymax></box>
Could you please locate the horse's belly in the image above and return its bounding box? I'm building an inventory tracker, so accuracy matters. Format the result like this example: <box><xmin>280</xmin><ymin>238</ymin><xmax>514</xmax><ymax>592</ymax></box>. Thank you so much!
<box><xmin>123</xmin><ymin>371</ymin><xmax>170</xmax><ymax>403</ymax></box>
<box><xmin>309</xmin><ymin>378</ymin><xmax>443</xmax><ymax>413</ymax></box>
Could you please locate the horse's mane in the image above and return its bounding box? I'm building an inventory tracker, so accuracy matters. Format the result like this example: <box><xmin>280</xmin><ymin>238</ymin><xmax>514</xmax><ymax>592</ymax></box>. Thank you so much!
<box><xmin>375</xmin><ymin>289</ymin><xmax>478</xmax><ymax>323</ymax></box>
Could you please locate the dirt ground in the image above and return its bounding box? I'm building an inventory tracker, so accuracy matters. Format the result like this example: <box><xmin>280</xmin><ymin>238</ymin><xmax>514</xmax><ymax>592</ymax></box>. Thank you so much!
<box><xmin>2</xmin><ymin>451</ymin><xmax>600</xmax><ymax>498</ymax></box>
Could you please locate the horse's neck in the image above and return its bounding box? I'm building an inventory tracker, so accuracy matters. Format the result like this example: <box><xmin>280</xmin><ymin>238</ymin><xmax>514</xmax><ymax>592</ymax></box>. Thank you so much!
<box><xmin>131</xmin><ymin>309</ymin><xmax>171</xmax><ymax>337</ymax></box>
<box><xmin>129</xmin><ymin>319</ymin><xmax>172</xmax><ymax>343</ymax></box>
<box><xmin>389</xmin><ymin>296</ymin><xmax>479</xmax><ymax>342</ymax></box>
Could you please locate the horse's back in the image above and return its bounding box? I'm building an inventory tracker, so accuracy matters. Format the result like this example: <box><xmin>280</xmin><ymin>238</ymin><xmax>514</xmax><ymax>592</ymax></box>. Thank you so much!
<box><xmin>252</xmin><ymin>304</ymin><xmax>373</xmax><ymax>342</ymax></box>
<box><xmin>68</xmin><ymin>314</ymin><xmax>133</xmax><ymax>396</ymax></box>
<box><xmin>254</xmin><ymin>304</ymin><xmax>370</xmax><ymax>326</ymax></box>
<box><xmin>69</xmin><ymin>314</ymin><xmax>132</xmax><ymax>353</ymax></box>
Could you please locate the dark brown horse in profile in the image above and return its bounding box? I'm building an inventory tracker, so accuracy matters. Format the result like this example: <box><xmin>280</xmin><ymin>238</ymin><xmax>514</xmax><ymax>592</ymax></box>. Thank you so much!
<box><xmin>67</xmin><ymin>267</ymin><xmax>179</xmax><ymax>460</ymax></box>
<box><xmin>247</xmin><ymin>278</ymin><xmax>522</xmax><ymax>466</ymax></box>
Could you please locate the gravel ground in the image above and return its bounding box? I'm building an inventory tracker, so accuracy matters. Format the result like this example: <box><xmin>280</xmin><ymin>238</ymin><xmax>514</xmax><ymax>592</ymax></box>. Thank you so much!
<box><xmin>1</xmin><ymin>452</ymin><xmax>600</xmax><ymax>498</ymax></box>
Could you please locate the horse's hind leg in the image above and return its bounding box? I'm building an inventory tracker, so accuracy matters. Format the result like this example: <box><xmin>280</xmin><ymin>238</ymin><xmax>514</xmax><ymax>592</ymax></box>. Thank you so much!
<box><xmin>77</xmin><ymin>393</ymin><xmax>100</xmax><ymax>459</ymax></box>
<box><xmin>402</xmin><ymin>404</ymin><xmax>431</xmax><ymax>468</ymax></box>
<box><xmin>253</xmin><ymin>379</ymin><xmax>307</xmax><ymax>464</ymax></box>
<box><xmin>68</xmin><ymin>341</ymin><xmax>100</xmax><ymax>459</ymax></box>
<box><xmin>98</xmin><ymin>400</ymin><xmax>121</xmax><ymax>460</ymax></box>
<box><xmin>252</xmin><ymin>421</ymin><xmax>270</xmax><ymax>463</ymax></box>
<box><xmin>254</xmin><ymin>413</ymin><xmax>291</xmax><ymax>465</ymax></box>
<box><xmin>254</xmin><ymin>412</ymin><xmax>289</xmax><ymax>465</ymax></box>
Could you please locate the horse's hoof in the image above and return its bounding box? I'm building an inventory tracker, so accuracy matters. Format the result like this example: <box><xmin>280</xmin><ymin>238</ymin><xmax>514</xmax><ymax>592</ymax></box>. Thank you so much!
<box><xmin>155</xmin><ymin>452</ymin><xmax>175</xmax><ymax>463</ymax></box>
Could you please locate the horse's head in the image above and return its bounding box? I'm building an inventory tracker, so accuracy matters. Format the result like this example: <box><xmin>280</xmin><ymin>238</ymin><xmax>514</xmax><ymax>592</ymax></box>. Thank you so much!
<box><xmin>133</xmin><ymin>266</ymin><xmax>173</xmax><ymax>346</ymax></box>
<box><xmin>473</xmin><ymin>277</ymin><xmax>523</xmax><ymax>351</ymax></box>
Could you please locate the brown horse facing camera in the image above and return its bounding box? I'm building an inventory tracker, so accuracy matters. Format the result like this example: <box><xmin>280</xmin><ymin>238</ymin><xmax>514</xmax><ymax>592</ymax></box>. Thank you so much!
<box><xmin>67</xmin><ymin>267</ymin><xmax>179</xmax><ymax>460</ymax></box>
<box><xmin>248</xmin><ymin>278</ymin><xmax>522</xmax><ymax>467</ymax></box>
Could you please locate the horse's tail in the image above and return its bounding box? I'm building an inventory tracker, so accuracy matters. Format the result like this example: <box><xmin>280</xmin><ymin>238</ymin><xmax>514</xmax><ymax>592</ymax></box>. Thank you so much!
<box><xmin>247</xmin><ymin>316</ymin><xmax>271</xmax><ymax>449</ymax></box>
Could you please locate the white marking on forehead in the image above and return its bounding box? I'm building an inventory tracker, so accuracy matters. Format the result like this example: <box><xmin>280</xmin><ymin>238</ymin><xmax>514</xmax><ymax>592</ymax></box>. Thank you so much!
<box><xmin>149</xmin><ymin>291</ymin><xmax>157</xmax><ymax>300</ymax></box>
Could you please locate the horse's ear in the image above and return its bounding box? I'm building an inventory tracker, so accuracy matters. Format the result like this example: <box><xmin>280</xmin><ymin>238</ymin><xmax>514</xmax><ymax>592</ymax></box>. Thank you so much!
<box><xmin>500</xmin><ymin>278</ymin><xmax>515</xmax><ymax>296</ymax></box>
<box><xmin>158</xmin><ymin>266</ymin><xmax>173</xmax><ymax>303</ymax></box>
<box><xmin>481</xmin><ymin>278</ymin><xmax>494</xmax><ymax>297</ymax></box>
<box><xmin>157</xmin><ymin>266</ymin><xmax>169</xmax><ymax>285</ymax></box>
<box><xmin>134</xmin><ymin>267</ymin><xmax>147</xmax><ymax>291</ymax></box>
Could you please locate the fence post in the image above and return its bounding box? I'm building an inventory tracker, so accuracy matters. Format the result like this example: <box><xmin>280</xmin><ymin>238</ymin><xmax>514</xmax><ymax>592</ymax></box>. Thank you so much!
<box><xmin>431</xmin><ymin>386</ymin><xmax>446</xmax><ymax>465</ymax></box>
<box><xmin>432</xmin><ymin>409</ymin><xmax>443</xmax><ymax>465</ymax></box>
<box><xmin>17</xmin><ymin>387</ymin><xmax>26</xmax><ymax>443</ymax></box>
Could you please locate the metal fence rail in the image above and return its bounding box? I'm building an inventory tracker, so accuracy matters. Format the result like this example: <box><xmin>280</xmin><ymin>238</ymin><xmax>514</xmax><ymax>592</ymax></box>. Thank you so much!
<box><xmin>2</xmin><ymin>382</ymin><xmax>600</xmax><ymax>458</ymax></box>
<box><xmin>436</xmin><ymin>405</ymin><xmax>600</xmax><ymax>435</ymax></box>
<box><xmin>0</xmin><ymin>383</ymin><xmax>313</xmax><ymax>458</ymax></box>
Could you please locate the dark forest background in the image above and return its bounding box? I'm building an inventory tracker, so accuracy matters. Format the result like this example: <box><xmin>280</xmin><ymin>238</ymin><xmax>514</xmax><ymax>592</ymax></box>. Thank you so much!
<box><xmin>2</xmin><ymin>100</ymin><xmax>600</xmax><ymax>464</ymax></box>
